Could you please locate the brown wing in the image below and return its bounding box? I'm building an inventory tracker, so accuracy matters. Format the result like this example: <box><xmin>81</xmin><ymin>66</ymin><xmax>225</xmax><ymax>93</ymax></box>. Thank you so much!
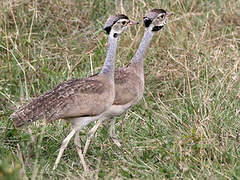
<box><xmin>114</xmin><ymin>67</ymin><xmax>143</xmax><ymax>105</ymax></box>
<box><xmin>11</xmin><ymin>75</ymin><xmax>112</xmax><ymax>127</ymax></box>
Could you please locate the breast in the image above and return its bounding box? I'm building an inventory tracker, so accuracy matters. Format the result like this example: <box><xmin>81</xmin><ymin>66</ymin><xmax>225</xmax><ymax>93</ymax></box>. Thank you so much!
<box><xmin>113</xmin><ymin>68</ymin><xmax>144</xmax><ymax>106</ymax></box>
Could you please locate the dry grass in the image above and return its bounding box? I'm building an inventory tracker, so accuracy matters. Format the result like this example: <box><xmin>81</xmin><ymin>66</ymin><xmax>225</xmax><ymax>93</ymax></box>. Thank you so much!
<box><xmin>0</xmin><ymin>0</ymin><xmax>240</xmax><ymax>179</ymax></box>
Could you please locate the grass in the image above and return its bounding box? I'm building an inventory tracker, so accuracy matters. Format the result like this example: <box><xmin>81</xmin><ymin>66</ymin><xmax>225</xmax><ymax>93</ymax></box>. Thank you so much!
<box><xmin>0</xmin><ymin>0</ymin><xmax>240</xmax><ymax>179</ymax></box>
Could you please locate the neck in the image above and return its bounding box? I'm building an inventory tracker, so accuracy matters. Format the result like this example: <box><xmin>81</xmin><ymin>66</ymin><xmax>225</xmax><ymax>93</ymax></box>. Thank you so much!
<box><xmin>130</xmin><ymin>29</ymin><xmax>154</xmax><ymax>65</ymax></box>
<box><xmin>101</xmin><ymin>35</ymin><xmax>118</xmax><ymax>78</ymax></box>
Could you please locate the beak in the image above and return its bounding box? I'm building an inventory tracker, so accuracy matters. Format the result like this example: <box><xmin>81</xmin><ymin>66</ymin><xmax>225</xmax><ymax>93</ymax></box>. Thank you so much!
<box><xmin>128</xmin><ymin>20</ymin><xmax>139</xmax><ymax>26</ymax></box>
<box><xmin>166</xmin><ymin>12</ymin><xmax>174</xmax><ymax>17</ymax></box>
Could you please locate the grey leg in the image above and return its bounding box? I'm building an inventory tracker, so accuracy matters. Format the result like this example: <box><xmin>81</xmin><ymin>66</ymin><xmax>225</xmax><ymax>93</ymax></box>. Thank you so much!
<box><xmin>109</xmin><ymin>118</ymin><xmax>121</xmax><ymax>147</ymax></box>
<box><xmin>74</xmin><ymin>130</ymin><xmax>89</xmax><ymax>172</ymax></box>
<box><xmin>53</xmin><ymin>129</ymin><xmax>76</xmax><ymax>170</ymax></box>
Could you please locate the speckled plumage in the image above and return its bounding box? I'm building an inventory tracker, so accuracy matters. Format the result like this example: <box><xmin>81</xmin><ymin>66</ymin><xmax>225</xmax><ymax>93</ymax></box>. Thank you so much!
<box><xmin>113</xmin><ymin>65</ymin><xmax>143</xmax><ymax>106</ymax></box>
<box><xmin>10</xmin><ymin>13</ymin><xmax>136</xmax><ymax>171</ymax></box>
<box><xmin>10</xmin><ymin>14</ymin><xmax>132</xmax><ymax>128</ymax></box>
<box><xmin>11</xmin><ymin>74</ymin><xmax>113</xmax><ymax>127</ymax></box>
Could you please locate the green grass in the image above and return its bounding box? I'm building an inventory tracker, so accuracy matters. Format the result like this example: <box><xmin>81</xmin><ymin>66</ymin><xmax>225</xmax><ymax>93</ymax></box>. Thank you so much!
<box><xmin>1</xmin><ymin>0</ymin><xmax>240</xmax><ymax>179</ymax></box>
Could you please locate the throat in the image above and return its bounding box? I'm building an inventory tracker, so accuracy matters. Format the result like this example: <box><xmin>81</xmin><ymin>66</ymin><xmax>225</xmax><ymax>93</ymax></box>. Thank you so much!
<box><xmin>130</xmin><ymin>30</ymin><xmax>154</xmax><ymax>65</ymax></box>
<box><xmin>128</xmin><ymin>29</ymin><xmax>155</xmax><ymax>79</ymax></box>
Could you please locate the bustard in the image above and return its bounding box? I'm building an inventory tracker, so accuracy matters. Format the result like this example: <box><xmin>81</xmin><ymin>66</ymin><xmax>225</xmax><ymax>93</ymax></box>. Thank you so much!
<box><xmin>83</xmin><ymin>9</ymin><xmax>173</xmax><ymax>155</ymax></box>
<box><xmin>10</xmin><ymin>14</ymin><xmax>138</xmax><ymax>171</ymax></box>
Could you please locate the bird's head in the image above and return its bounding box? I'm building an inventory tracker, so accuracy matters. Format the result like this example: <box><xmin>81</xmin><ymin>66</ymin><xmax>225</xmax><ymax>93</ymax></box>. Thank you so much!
<box><xmin>144</xmin><ymin>9</ymin><xmax>173</xmax><ymax>32</ymax></box>
<box><xmin>104</xmin><ymin>14</ymin><xmax>138</xmax><ymax>38</ymax></box>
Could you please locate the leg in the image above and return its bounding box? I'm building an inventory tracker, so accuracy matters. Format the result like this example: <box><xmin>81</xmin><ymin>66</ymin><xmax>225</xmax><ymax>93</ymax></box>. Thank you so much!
<box><xmin>74</xmin><ymin>130</ymin><xmax>89</xmax><ymax>172</ymax></box>
<box><xmin>53</xmin><ymin>129</ymin><xmax>76</xmax><ymax>170</ymax></box>
<box><xmin>109</xmin><ymin>118</ymin><xmax>121</xmax><ymax>147</ymax></box>
<box><xmin>83</xmin><ymin>118</ymin><xmax>104</xmax><ymax>156</ymax></box>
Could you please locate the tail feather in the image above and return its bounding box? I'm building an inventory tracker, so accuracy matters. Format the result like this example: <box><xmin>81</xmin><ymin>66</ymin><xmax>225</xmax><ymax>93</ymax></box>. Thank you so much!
<box><xmin>10</xmin><ymin>90</ymin><xmax>61</xmax><ymax>128</ymax></box>
<box><xmin>10</xmin><ymin>99</ymin><xmax>46</xmax><ymax>128</ymax></box>
<box><xmin>10</xmin><ymin>77</ymin><xmax>101</xmax><ymax>127</ymax></box>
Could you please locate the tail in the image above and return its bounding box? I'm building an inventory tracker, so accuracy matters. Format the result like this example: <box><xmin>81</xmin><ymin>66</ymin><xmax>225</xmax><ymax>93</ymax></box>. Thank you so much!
<box><xmin>10</xmin><ymin>91</ymin><xmax>60</xmax><ymax>128</ymax></box>
<box><xmin>10</xmin><ymin>111</ymin><xmax>34</xmax><ymax>128</ymax></box>
<box><xmin>10</xmin><ymin>99</ymin><xmax>45</xmax><ymax>128</ymax></box>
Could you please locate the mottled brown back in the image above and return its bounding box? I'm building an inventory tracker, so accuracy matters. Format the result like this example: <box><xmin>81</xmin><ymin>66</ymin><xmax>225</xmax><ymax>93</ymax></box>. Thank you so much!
<box><xmin>11</xmin><ymin>74</ymin><xmax>114</xmax><ymax>127</ymax></box>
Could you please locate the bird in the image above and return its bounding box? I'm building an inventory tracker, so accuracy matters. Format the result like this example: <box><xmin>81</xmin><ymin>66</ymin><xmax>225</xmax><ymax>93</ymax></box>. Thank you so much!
<box><xmin>83</xmin><ymin>9</ymin><xmax>173</xmax><ymax>155</ymax></box>
<box><xmin>10</xmin><ymin>14</ymin><xmax>138</xmax><ymax>171</ymax></box>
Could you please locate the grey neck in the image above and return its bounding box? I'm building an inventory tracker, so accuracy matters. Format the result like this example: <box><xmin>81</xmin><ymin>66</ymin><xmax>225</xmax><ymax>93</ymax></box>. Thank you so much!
<box><xmin>130</xmin><ymin>29</ymin><xmax>154</xmax><ymax>64</ymax></box>
<box><xmin>101</xmin><ymin>35</ymin><xmax>118</xmax><ymax>78</ymax></box>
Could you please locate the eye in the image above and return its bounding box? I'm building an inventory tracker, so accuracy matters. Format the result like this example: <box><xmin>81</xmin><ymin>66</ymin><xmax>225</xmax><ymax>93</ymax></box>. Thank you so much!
<box><xmin>122</xmin><ymin>21</ymin><xmax>127</xmax><ymax>25</ymax></box>
<box><xmin>159</xmin><ymin>14</ymin><xmax>165</xmax><ymax>18</ymax></box>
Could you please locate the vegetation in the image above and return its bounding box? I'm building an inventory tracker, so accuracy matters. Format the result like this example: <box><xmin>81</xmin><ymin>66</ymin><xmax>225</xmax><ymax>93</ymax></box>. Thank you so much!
<box><xmin>0</xmin><ymin>0</ymin><xmax>240</xmax><ymax>179</ymax></box>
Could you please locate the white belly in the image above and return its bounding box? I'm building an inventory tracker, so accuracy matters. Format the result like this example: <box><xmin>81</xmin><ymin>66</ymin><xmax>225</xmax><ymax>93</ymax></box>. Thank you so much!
<box><xmin>103</xmin><ymin>102</ymin><xmax>133</xmax><ymax>119</ymax></box>
<box><xmin>68</xmin><ymin>113</ymin><xmax>104</xmax><ymax>130</ymax></box>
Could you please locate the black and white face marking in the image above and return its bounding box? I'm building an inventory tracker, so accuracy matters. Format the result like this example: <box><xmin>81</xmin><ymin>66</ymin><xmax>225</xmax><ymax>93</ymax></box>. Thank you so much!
<box><xmin>143</xmin><ymin>17</ymin><xmax>152</xmax><ymax>28</ymax></box>
<box><xmin>144</xmin><ymin>10</ymin><xmax>173</xmax><ymax>32</ymax></box>
<box><xmin>111</xmin><ymin>18</ymin><xmax>134</xmax><ymax>38</ymax></box>
<box><xmin>104</xmin><ymin>15</ymin><xmax>138</xmax><ymax>38</ymax></box>
<box><xmin>104</xmin><ymin>14</ymin><xmax>129</xmax><ymax>34</ymax></box>
<box><xmin>155</xmin><ymin>13</ymin><xmax>168</xmax><ymax>26</ymax></box>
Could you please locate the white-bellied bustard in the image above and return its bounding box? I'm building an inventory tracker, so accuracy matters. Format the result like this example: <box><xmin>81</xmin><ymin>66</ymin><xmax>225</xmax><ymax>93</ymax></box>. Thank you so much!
<box><xmin>10</xmin><ymin>14</ymin><xmax>138</xmax><ymax>171</ymax></box>
<box><xmin>83</xmin><ymin>9</ymin><xmax>173</xmax><ymax>155</ymax></box>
